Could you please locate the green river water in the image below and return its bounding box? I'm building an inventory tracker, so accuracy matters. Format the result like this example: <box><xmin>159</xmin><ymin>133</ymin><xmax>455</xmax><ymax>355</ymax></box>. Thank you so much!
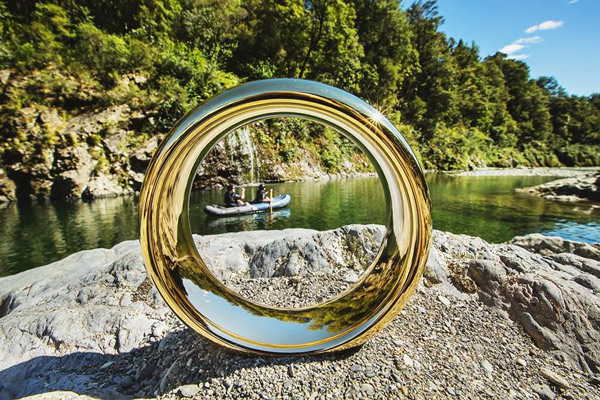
<box><xmin>1</xmin><ymin>174</ymin><xmax>598</xmax><ymax>277</ymax></box>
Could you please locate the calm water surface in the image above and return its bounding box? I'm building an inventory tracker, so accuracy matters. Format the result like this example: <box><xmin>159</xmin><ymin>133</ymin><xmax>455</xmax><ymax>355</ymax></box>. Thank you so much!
<box><xmin>1</xmin><ymin>174</ymin><xmax>598</xmax><ymax>276</ymax></box>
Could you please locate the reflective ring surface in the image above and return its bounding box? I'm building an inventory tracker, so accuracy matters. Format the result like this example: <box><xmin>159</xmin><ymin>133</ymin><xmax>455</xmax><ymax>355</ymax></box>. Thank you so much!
<box><xmin>139</xmin><ymin>79</ymin><xmax>431</xmax><ymax>354</ymax></box>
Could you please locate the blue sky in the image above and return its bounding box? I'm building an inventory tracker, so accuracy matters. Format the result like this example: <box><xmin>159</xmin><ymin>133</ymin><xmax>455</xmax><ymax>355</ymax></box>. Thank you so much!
<box><xmin>433</xmin><ymin>0</ymin><xmax>600</xmax><ymax>96</ymax></box>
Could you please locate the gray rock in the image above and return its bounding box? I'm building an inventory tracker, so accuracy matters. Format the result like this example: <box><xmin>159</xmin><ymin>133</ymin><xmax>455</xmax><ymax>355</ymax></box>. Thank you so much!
<box><xmin>532</xmin><ymin>383</ymin><xmax>555</xmax><ymax>400</ymax></box>
<box><xmin>0</xmin><ymin>239</ymin><xmax>168</xmax><ymax>398</ymax></box>
<box><xmin>437</xmin><ymin>295</ymin><xmax>451</xmax><ymax>307</ymax></box>
<box><xmin>178</xmin><ymin>384</ymin><xmax>201</xmax><ymax>397</ymax></box>
<box><xmin>510</xmin><ymin>233</ymin><xmax>600</xmax><ymax>262</ymax></box>
<box><xmin>196</xmin><ymin>225</ymin><xmax>385</xmax><ymax>281</ymax></box>
<box><xmin>573</xmin><ymin>274</ymin><xmax>600</xmax><ymax>292</ymax></box>
<box><xmin>119</xmin><ymin>376</ymin><xmax>133</xmax><ymax>389</ymax></box>
<box><xmin>481</xmin><ymin>360</ymin><xmax>493</xmax><ymax>374</ymax></box>
<box><xmin>424</xmin><ymin>230</ymin><xmax>600</xmax><ymax>373</ymax></box>
<box><xmin>0</xmin><ymin>168</ymin><xmax>16</xmax><ymax>203</ymax></box>
<box><xmin>516</xmin><ymin>172</ymin><xmax>600</xmax><ymax>202</ymax></box>
<box><xmin>540</xmin><ymin>368</ymin><xmax>571</xmax><ymax>389</ymax></box>
<box><xmin>349</xmin><ymin>365</ymin><xmax>362</xmax><ymax>373</ymax></box>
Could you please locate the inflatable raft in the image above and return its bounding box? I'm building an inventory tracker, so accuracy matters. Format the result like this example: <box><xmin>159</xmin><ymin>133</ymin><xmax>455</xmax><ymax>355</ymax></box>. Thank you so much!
<box><xmin>203</xmin><ymin>194</ymin><xmax>291</xmax><ymax>217</ymax></box>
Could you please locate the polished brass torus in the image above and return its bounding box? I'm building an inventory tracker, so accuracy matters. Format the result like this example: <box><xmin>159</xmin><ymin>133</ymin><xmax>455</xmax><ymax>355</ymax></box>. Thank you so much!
<box><xmin>139</xmin><ymin>79</ymin><xmax>432</xmax><ymax>354</ymax></box>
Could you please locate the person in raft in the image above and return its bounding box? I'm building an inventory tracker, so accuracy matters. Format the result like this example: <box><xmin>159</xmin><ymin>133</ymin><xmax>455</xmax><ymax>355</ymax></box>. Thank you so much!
<box><xmin>252</xmin><ymin>183</ymin><xmax>272</xmax><ymax>204</ymax></box>
<box><xmin>224</xmin><ymin>184</ymin><xmax>248</xmax><ymax>207</ymax></box>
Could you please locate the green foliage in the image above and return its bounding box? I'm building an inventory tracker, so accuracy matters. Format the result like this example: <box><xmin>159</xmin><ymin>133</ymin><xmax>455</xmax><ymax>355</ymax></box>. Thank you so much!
<box><xmin>0</xmin><ymin>0</ymin><xmax>598</xmax><ymax>175</ymax></box>
<box><xmin>556</xmin><ymin>144</ymin><xmax>600</xmax><ymax>166</ymax></box>
<box><xmin>423</xmin><ymin>126</ymin><xmax>492</xmax><ymax>170</ymax></box>
<box><xmin>75</xmin><ymin>23</ymin><xmax>130</xmax><ymax>74</ymax></box>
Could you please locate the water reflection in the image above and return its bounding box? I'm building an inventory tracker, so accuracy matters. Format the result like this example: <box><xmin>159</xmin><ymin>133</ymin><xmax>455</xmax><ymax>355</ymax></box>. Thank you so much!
<box><xmin>0</xmin><ymin>197</ymin><xmax>138</xmax><ymax>276</ymax></box>
<box><xmin>204</xmin><ymin>208</ymin><xmax>291</xmax><ymax>232</ymax></box>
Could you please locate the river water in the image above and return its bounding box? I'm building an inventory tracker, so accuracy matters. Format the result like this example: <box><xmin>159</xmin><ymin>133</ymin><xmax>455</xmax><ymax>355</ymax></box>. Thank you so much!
<box><xmin>1</xmin><ymin>174</ymin><xmax>598</xmax><ymax>276</ymax></box>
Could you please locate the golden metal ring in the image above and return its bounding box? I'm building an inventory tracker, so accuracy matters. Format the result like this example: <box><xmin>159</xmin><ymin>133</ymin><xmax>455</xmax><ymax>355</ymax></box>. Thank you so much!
<box><xmin>139</xmin><ymin>79</ymin><xmax>431</xmax><ymax>354</ymax></box>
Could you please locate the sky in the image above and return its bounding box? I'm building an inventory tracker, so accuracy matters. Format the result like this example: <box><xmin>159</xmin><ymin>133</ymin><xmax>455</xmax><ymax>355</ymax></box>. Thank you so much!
<box><xmin>433</xmin><ymin>0</ymin><xmax>600</xmax><ymax>96</ymax></box>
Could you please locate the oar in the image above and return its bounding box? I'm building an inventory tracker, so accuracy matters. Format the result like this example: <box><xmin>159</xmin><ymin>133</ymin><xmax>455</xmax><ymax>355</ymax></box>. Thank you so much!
<box><xmin>269</xmin><ymin>188</ymin><xmax>273</xmax><ymax>214</ymax></box>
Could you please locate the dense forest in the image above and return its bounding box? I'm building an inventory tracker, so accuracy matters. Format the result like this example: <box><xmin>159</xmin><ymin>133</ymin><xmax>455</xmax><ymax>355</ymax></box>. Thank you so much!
<box><xmin>0</xmin><ymin>0</ymin><xmax>599</xmax><ymax>200</ymax></box>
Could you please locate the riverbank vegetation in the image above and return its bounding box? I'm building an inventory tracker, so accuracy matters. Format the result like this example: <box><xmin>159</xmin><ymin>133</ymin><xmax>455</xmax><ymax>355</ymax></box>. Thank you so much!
<box><xmin>1</xmin><ymin>0</ymin><xmax>599</xmax><ymax>198</ymax></box>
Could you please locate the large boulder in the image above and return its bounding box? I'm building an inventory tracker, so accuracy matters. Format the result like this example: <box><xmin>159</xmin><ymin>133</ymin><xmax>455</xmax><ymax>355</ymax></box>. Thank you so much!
<box><xmin>425</xmin><ymin>230</ymin><xmax>600</xmax><ymax>373</ymax></box>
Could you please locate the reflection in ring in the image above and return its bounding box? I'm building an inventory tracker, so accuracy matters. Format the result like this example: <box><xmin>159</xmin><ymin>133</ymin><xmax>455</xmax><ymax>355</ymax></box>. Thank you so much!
<box><xmin>139</xmin><ymin>79</ymin><xmax>431</xmax><ymax>354</ymax></box>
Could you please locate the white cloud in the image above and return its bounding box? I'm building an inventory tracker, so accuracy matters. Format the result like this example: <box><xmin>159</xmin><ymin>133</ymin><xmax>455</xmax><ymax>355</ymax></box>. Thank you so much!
<box><xmin>515</xmin><ymin>36</ymin><xmax>542</xmax><ymax>45</ymax></box>
<box><xmin>500</xmin><ymin>36</ymin><xmax>542</xmax><ymax>55</ymax></box>
<box><xmin>500</xmin><ymin>43</ymin><xmax>525</xmax><ymax>54</ymax></box>
<box><xmin>525</xmin><ymin>20</ymin><xmax>564</xmax><ymax>34</ymax></box>
<box><xmin>508</xmin><ymin>54</ymin><xmax>531</xmax><ymax>60</ymax></box>
<box><xmin>568</xmin><ymin>0</ymin><xmax>578</xmax><ymax>4</ymax></box>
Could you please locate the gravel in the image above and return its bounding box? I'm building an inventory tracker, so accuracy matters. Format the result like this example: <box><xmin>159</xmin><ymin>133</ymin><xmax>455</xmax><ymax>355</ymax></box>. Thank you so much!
<box><xmin>43</xmin><ymin>282</ymin><xmax>596</xmax><ymax>400</ymax></box>
<box><xmin>223</xmin><ymin>269</ymin><xmax>360</xmax><ymax>308</ymax></box>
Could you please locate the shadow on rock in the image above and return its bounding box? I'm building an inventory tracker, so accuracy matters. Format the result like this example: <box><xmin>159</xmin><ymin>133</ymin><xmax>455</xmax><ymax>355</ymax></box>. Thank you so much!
<box><xmin>0</xmin><ymin>327</ymin><xmax>358</xmax><ymax>400</ymax></box>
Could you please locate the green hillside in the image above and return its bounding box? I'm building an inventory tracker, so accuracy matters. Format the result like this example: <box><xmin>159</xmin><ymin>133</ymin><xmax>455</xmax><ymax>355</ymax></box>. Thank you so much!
<box><xmin>0</xmin><ymin>0</ymin><xmax>598</xmax><ymax>200</ymax></box>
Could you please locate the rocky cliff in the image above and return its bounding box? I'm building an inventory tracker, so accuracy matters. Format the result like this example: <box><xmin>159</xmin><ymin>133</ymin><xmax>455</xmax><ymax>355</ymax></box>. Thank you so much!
<box><xmin>1</xmin><ymin>227</ymin><xmax>599</xmax><ymax>399</ymax></box>
<box><xmin>0</xmin><ymin>71</ymin><xmax>372</xmax><ymax>203</ymax></box>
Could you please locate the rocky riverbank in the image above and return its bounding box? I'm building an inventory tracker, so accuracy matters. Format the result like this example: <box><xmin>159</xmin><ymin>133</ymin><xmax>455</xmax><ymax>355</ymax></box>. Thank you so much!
<box><xmin>451</xmin><ymin>167</ymin><xmax>598</xmax><ymax>178</ymax></box>
<box><xmin>517</xmin><ymin>172</ymin><xmax>600</xmax><ymax>202</ymax></box>
<box><xmin>1</xmin><ymin>226</ymin><xmax>599</xmax><ymax>399</ymax></box>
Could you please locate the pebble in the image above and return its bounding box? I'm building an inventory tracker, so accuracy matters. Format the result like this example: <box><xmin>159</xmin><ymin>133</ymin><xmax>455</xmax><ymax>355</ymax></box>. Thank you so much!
<box><xmin>119</xmin><ymin>376</ymin><xmax>133</xmax><ymax>389</ymax></box>
<box><xmin>287</xmin><ymin>365</ymin><xmax>295</xmax><ymax>378</ymax></box>
<box><xmin>438</xmin><ymin>295</ymin><xmax>451</xmax><ymax>307</ymax></box>
<box><xmin>137</xmin><ymin>362</ymin><xmax>155</xmax><ymax>381</ymax></box>
<box><xmin>283</xmin><ymin>379</ymin><xmax>293</xmax><ymax>390</ymax></box>
<box><xmin>532</xmin><ymin>383</ymin><xmax>555</xmax><ymax>400</ymax></box>
<box><xmin>481</xmin><ymin>360</ymin><xmax>494</xmax><ymax>373</ymax></box>
<box><xmin>392</xmin><ymin>373</ymin><xmax>403</xmax><ymax>384</ymax></box>
<box><xmin>178</xmin><ymin>384</ymin><xmax>200</xmax><ymax>398</ymax></box>
<box><xmin>350</xmin><ymin>364</ymin><xmax>362</xmax><ymax>372</ymax></box>
<box><xmin>152</xmin><ymin>322</ymin><xmax>166</xmax><ymax>338</ymax></box>
<box><xmin>403</xmin><ymin>354</ymin><xmax>414</xmax><ymax>368</ymax></box>
<box><xmin>517</xmin><ymin>358</ymin><xmax>527</xmax><ymax>367</ymax></box>
<box><xmin>540</xmin><ymin>367</ymin><xmax>571</xmax><ymax>389</ymax></box>
<box><xmin>100</xmin><ymin>361</ymin><xmax>113</xmax><ymax>370</ymax></box>
<box><xmin>361</xmin><ymin>383</ymin><xmax>375</xmax><ymax>396</ymax></box>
